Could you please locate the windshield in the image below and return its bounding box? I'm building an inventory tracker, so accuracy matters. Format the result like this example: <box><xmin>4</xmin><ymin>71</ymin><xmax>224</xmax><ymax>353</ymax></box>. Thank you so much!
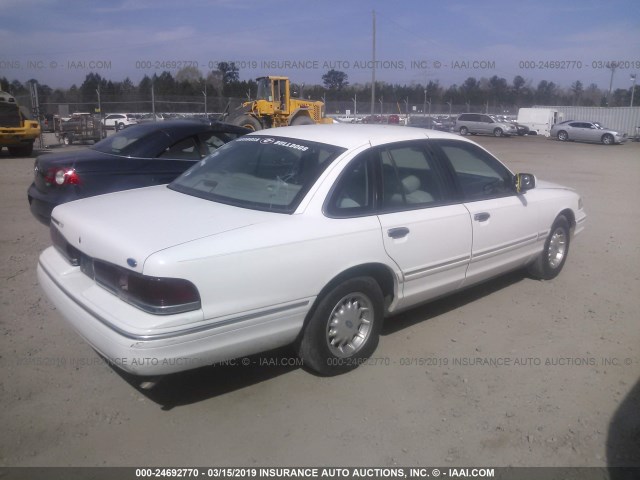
<box><xmin>169</xmin><ymin>135</ymin><xmax>346</xmax><ymax>213</ymax></box>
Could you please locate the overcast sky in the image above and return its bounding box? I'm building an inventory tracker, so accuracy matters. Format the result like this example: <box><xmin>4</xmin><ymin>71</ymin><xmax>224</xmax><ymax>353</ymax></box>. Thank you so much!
<box><xmin>2</xmin><ymin>0</ymin><xmax>639</xmax><ymax>91</ymax></box>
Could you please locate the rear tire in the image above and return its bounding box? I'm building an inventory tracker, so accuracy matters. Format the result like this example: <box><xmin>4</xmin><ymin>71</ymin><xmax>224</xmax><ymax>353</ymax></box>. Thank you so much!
<box><xmin>527</xmin><ymin>215</ymin><xmax>570</xmax><ymax>280</ymax></box>
<box><xmin>459</xmin><ymin>126</ymin><xmax>469</xmax><ymax>135</ymax></box>
<box><xmin>557</xmin><ymin>130</ymin><xmax>568</xmax><ymax>141</ymax></box>
<box><xmin>298</xmin><ymin>276</ymin><xmax>383</xmax><ymax>376</ymax></box>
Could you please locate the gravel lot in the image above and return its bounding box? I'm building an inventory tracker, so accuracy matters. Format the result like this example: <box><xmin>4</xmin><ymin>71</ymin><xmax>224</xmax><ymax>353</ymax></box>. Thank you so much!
<box><xmin>1</xmin><ymin>133</ymin><xmax>639</xmax><ymax>468</ymax></box>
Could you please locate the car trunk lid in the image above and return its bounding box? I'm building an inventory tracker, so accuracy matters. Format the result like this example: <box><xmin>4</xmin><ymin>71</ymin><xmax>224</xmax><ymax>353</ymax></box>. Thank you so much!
<box><xmin>50</xmin><ymin>185</ymin><xmax>276</xmax><ymax>273</ymax></box>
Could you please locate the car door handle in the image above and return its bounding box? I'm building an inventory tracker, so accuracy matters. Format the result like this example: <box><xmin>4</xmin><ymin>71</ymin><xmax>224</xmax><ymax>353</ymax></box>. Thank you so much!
<box><xmin>388</xmin><ymin>227</ymin><xmax>410</xmax><ymax>239</ymax></box>
<box><xmin>474</xmin><ymin>212</ymin><xmax>491</xmax><ymax>222</ymax></box>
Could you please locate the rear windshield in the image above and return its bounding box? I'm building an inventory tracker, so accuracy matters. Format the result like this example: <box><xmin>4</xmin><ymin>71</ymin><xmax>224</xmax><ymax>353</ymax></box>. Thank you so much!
<box><xmin>169</xmin><ymin>135</ymin><xmax>346</xmax><ymax>213</ymax></box>
<box><xmin>90</xmin><ymin>125</ymin><xmax>169</xmax><ymax>156</ymax></box>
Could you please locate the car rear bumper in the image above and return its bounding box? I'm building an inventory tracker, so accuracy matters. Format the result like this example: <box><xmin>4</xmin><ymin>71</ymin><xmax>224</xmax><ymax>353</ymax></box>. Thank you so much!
<box><xmin>37</xmin><ymin>246</ymin><xmax>306</xmax><ymax>376</ymax></box>
<box><xmin>27</xmin><ymin>183</ymin><xmax>56</xmax><ymax>225</ymax></box>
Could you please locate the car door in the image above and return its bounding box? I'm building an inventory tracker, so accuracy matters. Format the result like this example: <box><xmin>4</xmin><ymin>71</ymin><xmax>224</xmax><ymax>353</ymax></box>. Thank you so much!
<box><xmin>478</xmin><ymin>115</ymin><xmax>492</xmax><ymax>134</ymax></box>
<box><xmin>569</xmin><ymin>122</ymin><xmax>589</xmax><ymax>141</ymax></box>
<box><xmin>468</xmin><ymin>114</ymin><xmax>482</xmax><ymax>134</ymax></box>
<box><xmin>432</xmin><ymin>139</ymin><xmax>539</xmax><ymax>286</ymax></box>
<box><xmin>373</xmin><ymin>141</ymin><xmax>472</xmax><ymax>309</ymax></box>
<box><xmin>582</xmin><ymin>122</ymin><xmax>599</xmax><ymax>142</ymax></box>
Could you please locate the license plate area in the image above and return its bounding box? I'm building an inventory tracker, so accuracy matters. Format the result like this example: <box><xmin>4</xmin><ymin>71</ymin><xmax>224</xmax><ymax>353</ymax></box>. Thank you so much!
<box><xmin>80</xmin><ymin>253</ymin><xmax>95</xmax><ymax>279</ymax></box>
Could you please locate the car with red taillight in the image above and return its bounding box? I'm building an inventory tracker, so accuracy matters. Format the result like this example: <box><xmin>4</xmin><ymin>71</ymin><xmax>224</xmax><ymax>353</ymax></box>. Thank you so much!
<box><xmin>37</xmin><ymin>124</ymin><xmax>586</xmax><ymax>379</ymax></box>
<box><xmin>27</xmin><ymin>120</ymin><xmax>249</xmax><ymax>225</ymax></box>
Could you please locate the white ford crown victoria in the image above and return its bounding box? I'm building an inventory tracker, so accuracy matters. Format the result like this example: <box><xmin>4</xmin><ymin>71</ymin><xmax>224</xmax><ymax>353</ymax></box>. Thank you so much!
<box><xmin>38</xmin><ymin>125</ymin><xmax>586</xmax><ymax>377</ymax></box>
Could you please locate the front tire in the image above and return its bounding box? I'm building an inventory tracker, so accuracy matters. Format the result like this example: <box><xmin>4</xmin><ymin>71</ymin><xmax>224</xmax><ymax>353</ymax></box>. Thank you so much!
<box><xmin>493</xmin><ymin>128</ymin><xmax>503</xmax><ymax>137</ymax></box>
<box><xmin>298</xmin><ymin>277</ymin><xmax>383</xmax><ymax>376</ymax></box>
<box><xmin>528</xmin><ymin>215</ymin><xmax>570</xmax><ymax>280</ymax></box>
<box><xmin>235</xmin><ymin>115</ymin><xmax>262</xmax><ymax>131</ymax></box>
<box><xmin>7</xmin><ymin>143</ymin><xmax>33</xmax><ymax>156</ymax></box>
<box><xmin>602</xmin><ymin>134</ymin><xmax>614</xmax><ymax>145</ymax></box>
<box><xmin>290</xmin><ymin>115</ymin><xmax>315</xmax><ymax>126</ymax></box>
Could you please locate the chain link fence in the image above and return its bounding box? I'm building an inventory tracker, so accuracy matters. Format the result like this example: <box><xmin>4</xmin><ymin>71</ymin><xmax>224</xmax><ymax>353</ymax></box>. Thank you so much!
<box><xmin>14</xmin><ymin>93</ymin><xmax>519</xmax><ymax>120</ymax></box>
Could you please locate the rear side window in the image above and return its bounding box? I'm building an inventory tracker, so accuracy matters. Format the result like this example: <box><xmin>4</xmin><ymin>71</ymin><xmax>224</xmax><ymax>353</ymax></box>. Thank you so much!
<box><xmin>326</xmin><ymin>153</ymin><xmax>374</xmax><ymax>217</ymax></box>
<box><xmin>198</xmin><ymin>131</ymin><xmax>242</xmax><ymax>155</ymax></box>
<box><xmin>159</xmin><ymin>137</ymin><xmax>201</xmax><ymax>159</ymax></box>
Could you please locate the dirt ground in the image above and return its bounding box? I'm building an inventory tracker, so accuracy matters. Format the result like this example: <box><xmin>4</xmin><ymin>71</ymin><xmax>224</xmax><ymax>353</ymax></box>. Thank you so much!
<box><xmin>1</xmin><ymin>133</ymin><xmax>639</xmax><ymax>468</ymax></box>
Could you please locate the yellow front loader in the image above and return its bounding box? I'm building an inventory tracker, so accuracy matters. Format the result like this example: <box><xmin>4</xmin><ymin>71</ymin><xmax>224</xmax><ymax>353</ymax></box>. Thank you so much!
<box><xmin>228</xmin><ymin>76</ymin><xmax>332</xmax><ymax>131</ymax></box>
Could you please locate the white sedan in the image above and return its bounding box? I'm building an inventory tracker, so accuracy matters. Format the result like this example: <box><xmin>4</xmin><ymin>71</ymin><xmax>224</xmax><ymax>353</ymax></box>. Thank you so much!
<box><xmin>38</xmin><ymin>125</ymin><xmax>586</xmax><ymax>377</ymax></box>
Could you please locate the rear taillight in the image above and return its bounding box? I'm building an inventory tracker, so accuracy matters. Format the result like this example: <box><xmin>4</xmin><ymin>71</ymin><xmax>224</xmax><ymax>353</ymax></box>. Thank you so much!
<box><xmin>50</xmin><ymin>224</ymin><xmax>81</xmax><ymax>266</ymax></box>
<box><xmin>93</xmin><ymin>261</ymin><xmax>201</xmax><ymax>315</ymax></box>
<box><xmin>45</xmin><ymin>167</ymin><xmax>81</xmax><ymax>186</ymax></box>
<box><xmin>50</xmin><ymin>223</ymin><xmax>201</xmax><ymax>315</ymax></box>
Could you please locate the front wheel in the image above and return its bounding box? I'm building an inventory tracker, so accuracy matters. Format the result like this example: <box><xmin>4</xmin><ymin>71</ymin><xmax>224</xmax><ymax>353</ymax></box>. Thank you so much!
<box><xmin>602</xmin><ymin>134</ymin><xmax>614</xmax><ymax>145</ymax></box>
<box><xmin>235</xmin><ymin>115</ymin><xmax>262</xmax><ymax>131</ymax></box>
<box><xmin>7</xmin><ymin>143</ymin><xmax>33</xmax><ymax>156</ymax></box>
<box><xmin>297</xmin><ymin>276</ymin><xmax>384</xmax><ymax>376</ymax></box>
<box><xmin>493</xmin><ymin>128</ymin><xmax>503</xmax><ymax>137</ymax></box>
<box><xmin>527</xmin><ymin>215</ymin><xmax>570</xmax><ymax>280</ymax></box>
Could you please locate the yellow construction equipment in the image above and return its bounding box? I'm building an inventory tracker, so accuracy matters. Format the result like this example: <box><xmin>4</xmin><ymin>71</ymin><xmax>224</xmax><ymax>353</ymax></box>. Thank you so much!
<box><xmin>0</xmin><ymin>91</ymin><xmax>40</xmax><ymax>156</ymax></box>
<box><xmin>228</xmin><ymin>76</ymin><xmax>332</xmax><ymax>131</ymax></box>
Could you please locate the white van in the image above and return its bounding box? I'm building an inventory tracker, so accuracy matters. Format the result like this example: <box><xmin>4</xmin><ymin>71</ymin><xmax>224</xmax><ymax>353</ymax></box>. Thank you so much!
<box><xmin>516</xmin><ymin>108</ymin><xmax>563</xmax><ymax>136</ymax></box>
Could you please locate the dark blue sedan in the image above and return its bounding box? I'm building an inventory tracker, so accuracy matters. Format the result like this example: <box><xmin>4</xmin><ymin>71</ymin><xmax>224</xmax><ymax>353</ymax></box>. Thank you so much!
<box><xmin>28</xmin><ymin>120</ymin><xmax>248</xmax><ymax>224</ymax></box>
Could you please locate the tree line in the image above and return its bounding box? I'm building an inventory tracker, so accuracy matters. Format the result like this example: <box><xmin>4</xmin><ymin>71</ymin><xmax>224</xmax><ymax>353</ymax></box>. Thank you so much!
<box><xmin>1</xmin><ymin>64</ymin><xmax>637</xmax><ymax>114</ymax></box>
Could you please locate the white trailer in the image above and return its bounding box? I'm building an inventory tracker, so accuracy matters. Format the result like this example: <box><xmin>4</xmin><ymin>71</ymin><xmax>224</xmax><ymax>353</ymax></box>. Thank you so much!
<box><xmin>516</xmin><ymin>108</ymin><xmax>564</xmax><ymax>136</ymax></box>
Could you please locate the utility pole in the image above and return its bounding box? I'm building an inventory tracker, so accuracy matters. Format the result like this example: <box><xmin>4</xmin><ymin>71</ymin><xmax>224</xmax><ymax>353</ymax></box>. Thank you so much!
<box><xmin>151</xmin><ymin>81</ymin><xmax>156</xmax><ymax>119</ymax></box>
<box><xmin>607</xmin><ymin>61</ymin><xmax>618</xmax><ymax>105</ymax></box>
<box><xmin>96</xmin><ymin>87</ymin><xmax>103</xmax><ymax>138</ymax></box>
<box><xmin>370</xmin><ymin>10</ymin><xmax>376</xmax><ymax>116</ymax></box>
<box><xmin>202</xmin><ymin>82</ymin><xmax>207</xmax><ymax>117</ymax></box>
<box><xmin>631</xmin><ymin>74</ymin><xmax>637</xmax><ymax>107</ymax></box>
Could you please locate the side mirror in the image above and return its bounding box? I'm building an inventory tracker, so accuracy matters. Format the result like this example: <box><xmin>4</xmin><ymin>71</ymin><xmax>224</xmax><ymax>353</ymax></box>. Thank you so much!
<box><xmin>514</xmin><ymin>173</ymin><xmax>536</xmax><ymax>193</ymax></box>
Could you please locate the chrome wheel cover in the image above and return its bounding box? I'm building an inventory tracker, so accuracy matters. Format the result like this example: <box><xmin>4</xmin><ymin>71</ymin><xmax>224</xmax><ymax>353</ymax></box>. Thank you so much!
<box><xmin>326</xmin><ymin>293</ymin><xmax>373</xmax><ymax>357</ymax></box>
<box><xmin>548</xmin><ymin>227</ymin><xmax>567</xmax><ymax>269</ymax></box>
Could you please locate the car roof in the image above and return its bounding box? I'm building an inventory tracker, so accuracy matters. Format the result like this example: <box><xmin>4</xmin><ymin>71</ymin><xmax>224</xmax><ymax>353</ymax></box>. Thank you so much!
<box><xmin>250</xmin><ymin>124</ymin><xmax>468</xmax><ymax>149</ymax></box>
<box><xmin>120</xmin><ymin>119</ymin><xmax>248</xmax><ymax>136</ymax></box>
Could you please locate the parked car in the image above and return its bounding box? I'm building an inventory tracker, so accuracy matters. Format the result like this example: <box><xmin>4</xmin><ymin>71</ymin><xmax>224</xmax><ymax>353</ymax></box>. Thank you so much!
<box><xmin>362</xmin><ymin>115</ymin><xmax>383</xmax><ymax>124</ymax></box>
<box><xmin>38</xmin><ymin>124</ymin><xmax>585</xmax><ymax>378</ymax></box>
<box><xmin>456</xmin><ymin>113</ymin><xmax>518</xmax><ymax>137</ymax></box>
<box><xmin>101</xmin><ymin>113</ymin><xmax>138</xmax><ymax>130</ymax></box>
<box><xmin>550</xmin><ymin>120</ymin><xmax>627</xmax><ymax>145</ymax></box>
<box><xmin>138</xmin><ymin>113</ymin><xmax>170</xmax><ymax>123</ymax></box>
<box><xmin>513</xmin><ymin>122</ymin><xmax>530</xmax><ymax>136</ymax></box>
<box><xmin>410</xmin><ymin>117</ymin><xmax>449</xmax><ymax>131</ymax></box>
<box><xmin>489</xmin><ymin>115</ymin><xmax>529</xmax><ymax>136</ymax></box>
<box><xmin>28</xmin><ymin>120</ymin><xmax>249</xmax><ymax>224</ymax></box>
